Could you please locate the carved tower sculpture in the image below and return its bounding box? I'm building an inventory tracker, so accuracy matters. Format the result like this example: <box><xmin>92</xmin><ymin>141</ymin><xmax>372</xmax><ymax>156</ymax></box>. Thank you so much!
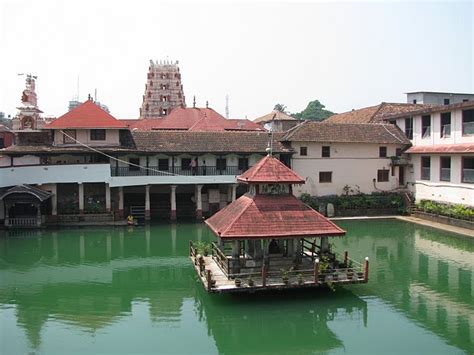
<box><xmin>12</xmin><ymin>74</ymin><xmax>45</xmax><ymax>130</ymax></box>
<box><xmin>139</xmin><ymin>60</ymin><xmax>186</xmax><ymax>119</ymax></box>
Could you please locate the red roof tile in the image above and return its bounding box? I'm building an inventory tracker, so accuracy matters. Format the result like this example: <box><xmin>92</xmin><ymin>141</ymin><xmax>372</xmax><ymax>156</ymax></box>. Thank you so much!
<box><xmin>127</xmin><ymin>107</ymin><xmax>264</xmax><ymax>132</ymax></box>
<box><xmin>237</xmin><ymin>155</ymin><xmax>305</xmax><ymax>184</ymax></box>
<box><xmin>205</xmin><ymin>193</ymin><xmax>346</xmax><ymax>239</ymax></box>
<box><xmin>405</xmin><ymin>143</ymin><xmax>474</xmax><ymax>154</ymax></box>
<box><xmin>45</xmin><ymin>100</ymin><xmax>126</xmax><ymax>129</ymax></box>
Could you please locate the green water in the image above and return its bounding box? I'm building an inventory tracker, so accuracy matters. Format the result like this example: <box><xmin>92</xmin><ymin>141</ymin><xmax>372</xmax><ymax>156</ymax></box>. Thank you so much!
<box><xmin>0</xmin><ymin>220</ymin><xmax>473</xmax><ymax>354</ymax></box>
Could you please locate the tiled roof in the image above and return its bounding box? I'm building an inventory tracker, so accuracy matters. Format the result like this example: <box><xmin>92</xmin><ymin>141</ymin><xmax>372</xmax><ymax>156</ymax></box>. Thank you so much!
<box><xmin>0</xmin><ymin>184</ymin><xmax>52</xmax><ymax>201</ymax></box>
<box><xmin>325</xmin><ymin>102</ymin><xmax>433</xmax><ymax>124</ymax></box>
<box><xmin>381</xmin><ymin>101</ymin><xmax>474</xmax><ymax>121</ymax></box>
<box><xmin>0</xmin><ymin>124</ymin><xmax>12</xmax><ymax>132</ymax></box>
<box><xmin>282</xmin><ymin>121</ymin><xmax>410</xmax><ymax>145</ymax></box>
<box><xmin>238</xmin><ymin>155</ymin><xmax>304</xmax><ymax>184</ymax></box>
<box><xmin>205</xmin><ymin>193</ymin><xmax>346</xmax><ymax>239</ymax></box>
<box><xmin>128</xmin><ymin>107</ymin><xmax>263</xmax><ymax>132</ymax></box>
<box><xmin>45</xmin><ymin>100</ymin><xmax>127</xmax><ymax>129</ymax></box>
<box><xmin>131</xmin><ymin>131</ymin><xmax>292</xmax><ymax>153</ymax></box>
<box><xmin>253</xmin><ymin>110</ymin><xmax>297</xmax><ymax>124</ymax></box>
<box><xmin>405</xmin><ymin>143</ymin><xmax>474</xmax><ymax>154</ymax></box>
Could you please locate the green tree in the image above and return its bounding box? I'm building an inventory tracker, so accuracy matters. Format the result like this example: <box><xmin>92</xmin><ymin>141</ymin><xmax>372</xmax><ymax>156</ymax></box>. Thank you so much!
<box><xmin>273</xmin><ymin>103</ymin><xmax>287</xmax><ymax>113</ymax></box>
<box><xmin>0</xmin><ymin>112</ymin><xmax>12</xmax><ymax>128</ymax></box>
<box><xmin>292</xmin><ymin>100</ymin><xmax>334</xmax><ymax>121</ymax></box>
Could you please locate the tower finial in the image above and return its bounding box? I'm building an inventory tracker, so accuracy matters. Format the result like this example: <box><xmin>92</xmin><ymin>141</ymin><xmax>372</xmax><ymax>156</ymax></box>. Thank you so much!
<box><xmin>206</xmin><ymin>100</ymin><xmax>209</xmax><ymax>108</ymax></box>
<box><xmin>193</xmin><ymin>96</ymin><xmax>196</xmax><ymax>108</ymax></box>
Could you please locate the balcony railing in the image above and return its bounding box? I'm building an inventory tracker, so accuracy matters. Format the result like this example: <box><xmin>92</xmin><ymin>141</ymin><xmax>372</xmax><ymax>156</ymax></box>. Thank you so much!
<box><xmin>462</xmin><ymin>169</ymin><xmax>474</xmax><ymax>183</ymax></box>
<box><xmin>110</xmin><ymin>165</ymin><xmax>247</xmax><ymax>177</ymax></box>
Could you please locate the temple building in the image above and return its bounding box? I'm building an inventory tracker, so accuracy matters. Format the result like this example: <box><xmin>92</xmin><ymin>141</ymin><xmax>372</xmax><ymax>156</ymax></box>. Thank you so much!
<box><xmin>139</xmin><ymin>60</ymin><xmax>186</xmax><ymax>119</ymax></box>
<box><xmin>191</xmin><ymin>155</ymin><xmax>369</xmax><ymax>293</ymax></box>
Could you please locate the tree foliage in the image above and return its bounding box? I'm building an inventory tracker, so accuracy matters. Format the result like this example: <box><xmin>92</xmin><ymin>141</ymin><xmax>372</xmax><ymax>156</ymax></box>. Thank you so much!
<box><xmin>273</xmin><ymin>103</ymin><xmax>287</xmax><ymax>113</ymax></box>
<box><xmin>292</xmin><ymin>100</ymin><xmax>334</xmax><ymax>121</ymax></box>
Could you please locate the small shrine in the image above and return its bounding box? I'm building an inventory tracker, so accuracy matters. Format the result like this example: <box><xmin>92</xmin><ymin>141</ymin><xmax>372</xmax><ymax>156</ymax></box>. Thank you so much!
<box><xmin>190</xmin><ymin>155</ymin><xmax>369</xmax><ymax>293</ymax></box>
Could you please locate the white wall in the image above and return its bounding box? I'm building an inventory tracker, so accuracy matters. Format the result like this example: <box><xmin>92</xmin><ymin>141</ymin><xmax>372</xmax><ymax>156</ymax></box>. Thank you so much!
<box><xmin>291</xmin><ymin>142</ymin><xmax>404</xmax><ymax>197</ymax></box>
<box><xmin>13</xmin><ymin>155</ymin><xmax>40</xmax><ymax>166</ymax></box>
<box><xmin>54</xmin><ymin>129</ymin><xmax>120</xmax><ymax>146</ymax></box>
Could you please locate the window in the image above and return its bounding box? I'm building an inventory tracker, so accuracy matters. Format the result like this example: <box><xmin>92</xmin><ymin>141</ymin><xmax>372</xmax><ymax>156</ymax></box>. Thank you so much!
<box><xmin>462</xmin><ymin>109</ymin><xmax>474</xmax><ymax>135</ymax></box>
<box><xmin>421</xmin><ymin>156</ymin><xmax>431</xmax><ymax>180</ymax></box>
<box><xmin>413</xmin><ymin>99</ymin><xmax>417</xmax><ymax>104</ymax></box>
<box><xmin>440</xmin><ymin>112</ymin><xmax>451</xmax><ymax>138</ymax></box>
<box><xmin>444</xmin><ymin>99</ymin><xmax>450</xmax><ymax>105</ymax></box>
<box><xmin>319</xmin><ymin>171</ymin><xmax>332</xmax><ymax>183</ymax></box>
<box><xmin>300</xmin><ymin>147</ymin><xmax>307</xmax><ymax>156</ymax></box>
<box><xmin>440</xmin><ymin>156</ymin><xmax>451</xmax><ymax>182</ymax></box>
<box><xmin>396</xmin><ymin>148</ymin><xmax>402</xmax><ymax>157</ymax></box>
<box><xmin>0</xmin><ymin>137</ymin><xmax>4</xmax><ymax>148</ymax></box>
<box><xmin>405</xmin><ymin>117</ymin><xmax>413</xmax><ymax>140</ymax></box>
<box><xmin>238</xmin><ymin>157</ymin><xmax>249</xmax><ymax>171</ymax></box>
<box><xmin>129</xmin><ymin>158</ymin><xmax>140</xmax><ymax>171</ymax></box>
<box><xmin>90</xmin><ymin>129</ymin><xmax>106</xmax><ymax>141</ymax></box>
<box><xmin>462</xmin><ymin>157</ymin><xmax>474</xmax><ymax>183</ymax></box>
<box><xmin>322</xmin><ymin>146</ymin><xmax>330</xmax><ymax>158</ymax></box>
<box><xmin>379</xmin><ymin>146</ymin><xmax>387</xmax><ymax>158</ymax></box>
<box><xmin>62</xmin><ymin>129</ymin><xmax>76</xmax><ymax>144</ymax></box>
<box><xmin>158</xmin><ymin>158</ymin><xmax>169</xmax><ymax>171</ymax></box>
<box><xmin>216</xmin><ymin>158</ymin><xmax>227</xmax><ymax>171</ymax></box>
<box><xmin>377</xmin><ymin>169</ymin><xmax>389</xmax><ymax>182</ymax></box>
<box><xmin>421</xmin><ymin>115</ymin><xmax>431</xmax><ymax>138</ymax></box>
<box><xmin>463</xmin><ymin>99</ymin><xmax>469</xmax><ymax>102</ymax></box>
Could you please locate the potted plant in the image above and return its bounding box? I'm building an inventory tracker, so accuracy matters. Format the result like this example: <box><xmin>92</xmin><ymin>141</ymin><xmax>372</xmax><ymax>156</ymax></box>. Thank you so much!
<box><xmin>297</xmin><ymin>273</ymin><xmax>304</xmax><ymax>285</ymax></box>
<box><xmin>195</xmin><ymin>241</ymin><xmax>211</xmax><ymax>256</ymax></box>
<box><xmin>281</xmin><ymin>269</ymin><xmax>290</xmax><ymax>285</ymax></box>
<box><xmin>247</xmin><ymin>277</ymin><xmax>255</xmax><ymax>287</ymax></box>
<box><xmin>234</xmin><ymin>278</ymin><xmax>242</xmax><ymax>287</ymax></box>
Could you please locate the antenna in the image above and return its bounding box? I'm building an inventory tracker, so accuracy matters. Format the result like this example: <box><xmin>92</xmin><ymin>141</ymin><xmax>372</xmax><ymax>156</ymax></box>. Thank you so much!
<box><xmin>225</xmin><ymin>94</ymin><xmax>229</xmax><ymax>118</ymax></box>
<box><xmin>76</xmin><ymin>76</ymin><xmax>80</xmax><ymax>101</ymax></box>
<box><xmin>94</xmin><ymin>88</ymin><xmax>97</xmax><ymax>102</ymax></box>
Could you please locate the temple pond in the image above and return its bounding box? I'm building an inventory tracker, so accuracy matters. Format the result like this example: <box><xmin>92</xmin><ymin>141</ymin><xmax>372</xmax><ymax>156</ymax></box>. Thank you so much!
<box><xmin>0</xmin><ymin>219</ymin><xmax>473</xmax><ymax>354</ymax></box>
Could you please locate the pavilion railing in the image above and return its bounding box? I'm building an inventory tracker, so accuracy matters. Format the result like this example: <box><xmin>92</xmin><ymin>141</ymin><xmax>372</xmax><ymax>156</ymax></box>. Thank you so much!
<box><xmin>6</xmin><ymin>217</ymin><xmax>41</xmax><ymax>227</ymax></box>
<box><xmin>111</xmin><ymin>166</ymin><xmax>245</xmax><ymax>177</ymax></box>
<box><xmin>211</xmin><ymin>242</ymin><xmax>230</xmax><ymax>275</ymax></box>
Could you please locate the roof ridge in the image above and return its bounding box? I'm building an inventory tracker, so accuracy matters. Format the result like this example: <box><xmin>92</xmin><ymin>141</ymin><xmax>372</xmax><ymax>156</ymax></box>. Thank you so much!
<box><xmin>282</xmin><ymin>120</ymin><xmax>305</xmax><ymax>140</ymax></box>
<box><xmin>369</xmin><ymin>103</ymin><xmax>386</xmax><ymax>123</ymax></box>
<box><xmin>220</xmin><ymin>194</ymin><xmax>254</xmax><ymax>235</ymax></box>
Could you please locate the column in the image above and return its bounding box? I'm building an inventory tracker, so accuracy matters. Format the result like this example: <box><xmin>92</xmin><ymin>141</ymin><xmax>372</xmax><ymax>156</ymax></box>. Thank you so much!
<box><xmin>195</xmin><ymin>184</ymin><xmax>203</xmax><ymax>220</ymax></box>
<box><xmin>321</xmin><ymin>237</ymin><xmax>329</xmax><ymax>253</ymax></box>
<box><xmin>170</xmin><ymin>185</ymin><xmax>177</xmax><ymax>221</ymax></box>
<box><xmin>118</xmin><ymin>186</ymin><xmax>124</xmax><ymax>218</ymax></box>
<box><xmin>105</xmin><ymin>183</ymin><xmax>111</xmax><ymax>213</ymax></box>
<box><xmin>231</xmin><ymin>184</ymin><xmax>237</xmax><ymax>201</ymax></box>
<box><xmin>145</xmin><ymin>185</ymin><xmax>151</xmax><ymax>221</ymax></box>
<box><xmin>227</xmin><ymin>185</ymin><xmax>232</xmax><ymax>203</ymax></box>
<box><xmin>51</xmin><ymin>183</ymin><xmax>58</xmax><ymax>221</ymax></box>
<box><xmin>78</xmin><ymin>183</ymin><xmax>84</xmax><ymax>215</ymax></box>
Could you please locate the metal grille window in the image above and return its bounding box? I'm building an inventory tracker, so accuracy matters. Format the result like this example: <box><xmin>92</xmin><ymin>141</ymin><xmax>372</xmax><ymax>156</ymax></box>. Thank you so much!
<box><xmin>319</xmin><ymin>171</ymin><xmax>332</xmax><ymax>183</ymax></box>
<box><xmin>377</xmin><ymin>169</ymin><xmax>389</xmax><ymax>182</ymax></box>
<box><xmin>462</xmin><ymin>157</ymin><xmax>474</xmax><ymax>183</ymax></box>
<box><xmin>405</xmin><ymin>118</ymin><xmax>413</xmax><ymax>140</ymax></box>
<box><xmin>440</xmin><ymin>112</ymin><xmax>451</xmax><ymax>138</ymax></box>
<box><xmin>322</xmin><ymin>146</ymin><xmax>330</xmax><ymax>158</ymax></box>
<box><xmin>421</xmin><ymin>115</ymin><xmax>431</xmax><ymax>138</ymax></box>
<box><xmin>421</xmin><ymin>156</ymin><xmax>431</xmax><ymax>180</ymax></box>
<box><xmin>462</xmin><ymin>109</ymin><xmax>474</xmax><ymax>136</ymax></box>
<box><xmin>63</xmin><ymin>129</ymin><xmax>76</xmax><ymax>144</ymax></box>
<box><xmin>440</xmin><ymin>156</ymin><xmax>451</xmax><ymax>182</ymax></box>
<box><xmin>158</xmin><ymin>158</ymin><xmax>169</xmax><ymax>171</ymax></box>
<box><xmin>90</xmin><ymin>129</ymin><xmax>106</xmax><ymax>141</ymax></box>
<box><xmin>300</xmin><ymin>147</ymin><xmax>307</xmax><ymax>156</ymax></box>
<box><xmin>379</xmin><ymin>146</ymin><xmax>387</xmax><ymax>158</ymax></box>
<box><xmin>238</xmin><ymin>157</ymin><xmax>249</xmax><ymax>171</ymax></box>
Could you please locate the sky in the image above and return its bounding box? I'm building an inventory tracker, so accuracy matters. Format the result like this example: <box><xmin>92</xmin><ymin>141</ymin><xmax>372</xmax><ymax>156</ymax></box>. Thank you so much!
<box><xmin>0</xmin><ymin>0</ymin><xmax>472</xmax><ymax>120</ymax></box>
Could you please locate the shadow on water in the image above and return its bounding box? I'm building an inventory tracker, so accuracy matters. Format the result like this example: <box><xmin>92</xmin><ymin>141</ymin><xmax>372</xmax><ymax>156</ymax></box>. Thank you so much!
<box><xmin>0</xmin><ymin>220</ymin><xmax>472</xmax><ymax>354</ymax></box>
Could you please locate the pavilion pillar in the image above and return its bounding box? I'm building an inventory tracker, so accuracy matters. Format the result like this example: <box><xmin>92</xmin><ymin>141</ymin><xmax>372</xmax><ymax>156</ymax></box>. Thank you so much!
<box><xmin>78</xmin><ymin>183</ymin><xmax>84</xmax><ymax>215</ymax></box>
<box><xmin>231</xmin><ymin>184</ymin><xmax>237</xmax><ymax>201</ymax></box>
<box><xmin>118</xmin><ymin>187</ymin><xmax>124</xmax><ymax>218</ymax></box>
<box><xmin>230</xmin><ymin>240</ymin><xmax>241</xmax><ymax>274</ymax></box>
<box><xmin>195</xmin><ymin>184</ymin><xmax>203</xmax><ymax>220</ymax></box>
<box><xmin>254</xmin><ymin>240</ymin><xmax>263</xmax><ymax>260</ymax></box>
<box><xmin>294</xmin><ymin>238</ymin><xmax>302</xmax><ymax>263</ymax></box>
<box><xmin>321</xmin><ymin>237</ymin><xmax>329</xmax><ymax>253</ymax></box>
<box><xmin>50</xmin><ymin>183</ymin><xmax>58</xmax><ymax>221</ymax></box>
<box><xmin>170</xmin><ymin>185</ymin><xmax>177</xmax><ymax>221</ymax></box>
<box><xmin>287</xmin><ymin>238</ymin><xmax>294</xmax><ymax>258</ymax></box>
<box><xmin>105</xmin><ymin>183</ymin><xmax>111</xmax><ymax>213</ymax></box>
<box><xmin>145</xmin><ymin>185</ymin><xmax>151</xmax><ymax>221</ymax></box>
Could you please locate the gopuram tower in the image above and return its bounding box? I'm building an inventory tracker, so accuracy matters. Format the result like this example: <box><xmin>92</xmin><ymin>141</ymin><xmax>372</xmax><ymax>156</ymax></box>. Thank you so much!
<box><xmin>139</xmin><ymin>60</ymin><xmax>186</xmax><ymax>119</ymax></box>
<box><xmin>12</xmin><ymin>74</ymin><xmax>46</xmax><ymax>130</ymax></box>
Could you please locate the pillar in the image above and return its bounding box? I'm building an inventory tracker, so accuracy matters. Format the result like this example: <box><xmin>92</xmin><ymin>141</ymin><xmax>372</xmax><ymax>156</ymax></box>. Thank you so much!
<box><xmin>118</xmin><ymin>186</ymin><xmax>124</xmax><ymax>218</ymax></box>
<box><xmin>254</xmin><ymin>240</ymin><xmax>263</xmax><ymax>260</ymax></box>
<box><xmin>105</xmin><ymin>183</ymin><xmax>111</xmax><ymax>213</ymax></box>
<box><xmin>145</xmin><ymin>185</ymin><xmax>151</xmax><ymax>221</ymax></box>
<box><xmin>287</xmin><ymin>238</ymin><xmax>294</xmax><ymax>258</ymax></box>
<box><xmin>51</xmin><ymin>183</ymin><xmax>58</xmax><ymax>221</ymax></box>
<box><xmin>195</xmin><ymin>184</ymin><xmax>203</xmax><ymax>220</ymax></box>
<box><xmin>231</xmin><ymin>184</ymin><xmax>237</xmax><ymax>201</ymax></box>
<box><xmin>321</xmin><ymin>237</ymin><xmax>329</xmax><ymax>253</ymax></box>
<box><xmin>170</xmin><ymin>185</ymin><xmax>177</xmax><ymax>221</ymax></box>
<box><xmin>227</xmin><ymin>185</ymin><xmax>232</xmax><ymax>203</ymax></box>
<box><xmin>230</xmin><ymin>240</ymin><xmax>241</xmax><ymax>274</ymax></box>
<box><xmin>78</xmin><ymin>183</ymin><xmax>84</xmax><ymax>215</ymax></box>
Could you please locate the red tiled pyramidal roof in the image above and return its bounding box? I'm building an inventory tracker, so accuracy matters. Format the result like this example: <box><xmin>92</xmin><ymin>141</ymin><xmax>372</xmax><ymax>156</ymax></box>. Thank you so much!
<box><xmin>205</xmin><ymin>194</ymin><xmax>346</xmax><ymax>239</ymax></box>
<box><xmin>45</xmin><ymin>100</ymin><xmax>127</xmax><ymax>129</ymax></box>
<box><xmin>237</xmin><ymin>155</ymin><xmax>305</xmax><ymax>184</ymax></box>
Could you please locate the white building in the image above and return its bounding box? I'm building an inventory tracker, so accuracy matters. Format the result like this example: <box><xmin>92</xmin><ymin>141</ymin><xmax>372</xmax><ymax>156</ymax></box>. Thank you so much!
<box><xmin>281</xmin><ymin>122</ymin><xmax>410</xmax><ymax>197</ymax></box>
<box><xmin>384</xmin><ymin>101</ymin><xmax>474</xmax><ymax>206</ymax></box>
<box><xmin>406</xmin><ymin>91</ymin><xmax>474</xmax><ymax>106</ymax></box>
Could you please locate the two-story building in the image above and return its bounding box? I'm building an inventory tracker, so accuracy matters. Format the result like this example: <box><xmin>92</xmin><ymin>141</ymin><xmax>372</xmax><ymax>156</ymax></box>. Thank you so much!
<box><xmin>383</xmin><ymin>101</ymin><xmax>474</xmax><ymax>206</ymax></box>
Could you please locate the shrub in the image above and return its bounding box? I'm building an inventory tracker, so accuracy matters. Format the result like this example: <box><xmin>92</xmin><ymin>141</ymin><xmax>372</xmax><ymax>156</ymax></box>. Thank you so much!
<box><xmin>417</xmin><ymin>200</ymin><xmax>473</xmax><ymax>221</ymax></box>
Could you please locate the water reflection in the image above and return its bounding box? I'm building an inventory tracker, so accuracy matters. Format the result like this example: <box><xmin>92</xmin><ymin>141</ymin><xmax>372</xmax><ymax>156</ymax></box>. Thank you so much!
<box><xmin>0</xmin><ymin>221</ymin><xmax>472</xmax><ymax>354</ymax></box>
